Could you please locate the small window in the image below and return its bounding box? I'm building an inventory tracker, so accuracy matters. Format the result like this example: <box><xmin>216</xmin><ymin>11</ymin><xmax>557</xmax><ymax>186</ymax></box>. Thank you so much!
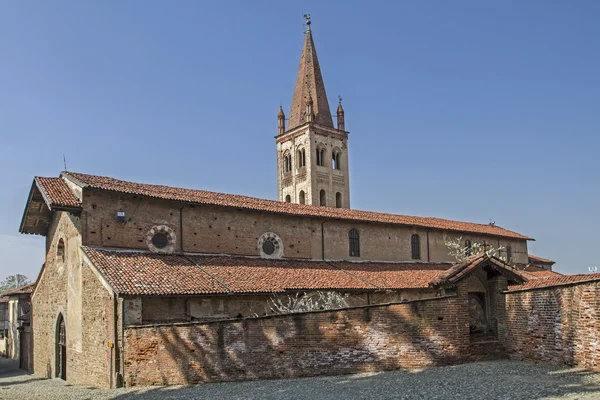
<box><xmin>299</xmin><ymin>190</ymin><xmax>305</xmax><ymax>205</ymax></box>
<box><xmin>349</xmin><ymin>228</ymin><xmax>360</xmax><ymax>257</ymax></box>
<box><xmin>332</xmin><ymin>151</ymin><xmax>341</xmax><ymax>170</ymax></box>
<box><xmin>151</xmin><ymin>233</ymin><xmax>169</xmax><ymax>249</ymax></box>
<box><xmin>258</xmin><ymin>232</ymin><xmax>283</xmax><ymax>258</ymax></box>
<box><xmin>465</xmin><ymin>239</ymin><xmax>472</xmax><ymax>257</ymax></box>
<box><xmin>411</xmin><ymin>234</ymin><xmax>420</xmax><ymax>260</ymax></box>
<box><xmin>317</xmin><ymin>148</ymin><xmax>325</xmax><ymax>166</ymax></box>
<box><xmin>262</xmin><ymin>240</ymin><xmax>276</xmax><ymax>255</ymax></box>
<box><xmin>285</xmin><ymin>195</ymin><xmax>291</xmax><ymax>203</ymax></box>
<box><xmin>506</xmin><ymin>245</ymin><xmax>512</xmax><ymax>263</ymax></box>
<box><xmin>283</xmin><ymin>153</ymin><xmax>292</xmax><ymax>173</ymax></box>
<box><xmin>297</xmin><ymin>148</ymin><xmax>306</xmax><ymax>168</ymax></box>
<box><xmin>320</xmin><ymin>189</ymin><xmax>326</xmax><ymax>206</ymax></box>
<box><xmin>57</xmin><ymin>239</ymin><xmax>66</xmax><ymax>265</ymax></box>
<box><xmin>335</xmin><ymin>192</ymin><xmax>342</xmax><ymax>208</ymax></box>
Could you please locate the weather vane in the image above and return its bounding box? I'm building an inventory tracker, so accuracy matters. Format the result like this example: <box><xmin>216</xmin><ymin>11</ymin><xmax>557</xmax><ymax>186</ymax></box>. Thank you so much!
<box><xmin>304</xmin><ymin>14</ymin><xmax>311</xmax><ymax>30</ymax></box>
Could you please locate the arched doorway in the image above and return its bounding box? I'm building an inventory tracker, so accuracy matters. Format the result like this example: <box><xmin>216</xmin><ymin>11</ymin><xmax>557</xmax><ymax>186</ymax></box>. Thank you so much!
<box><xmin>468</xmin><ymin>292</ymin><xmax>489</xmax><ymax>340</ymax></box>
<box><xmin>56</xmin><ymin>314</ymin><xmax>66</xmax><ymax>380</ymax></box>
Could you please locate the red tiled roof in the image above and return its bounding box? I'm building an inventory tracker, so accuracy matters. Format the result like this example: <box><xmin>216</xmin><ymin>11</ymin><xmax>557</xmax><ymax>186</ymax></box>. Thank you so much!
<box><xmin>0</xmin><ymin>296</ymin><xmax>8</xmax><ymax>303</ymax></box>
<box><xmin>2</xmin><ymin>283</ymin><xmax>35</xmax><ymax>296</ymax></box>
<box><xmin>507</xmin><ymin>273</ymin><xmax>600</xmax><ymax>292</ymax></box>
<box><xmin>515</xmin><ymin>264</ymin><xmax>562</xmax><ymax>280</ymax></box>
<box><xmin>63</xmin><ymin>171</ymin><xmax>532</xmax><ymax>240</ymax></box>
<box><xmin>333</xmin><ymin>261</ymin><xmax>449</xmax><ymax>289</ymax></box>
<box><xmin>35</xmin><ymin>177</ymin><xmax>81</xmax><ymax>209</ymax></box>
<box><xmin>84</xmin><ymin>248</ymin><xmax>229</xmax><ymax>296</ymax></box>
<box><xmin>188</xmin><ymin>256</ymin><xmax>380</xmax><ymax>293</ymax></box>
<box><xmin>528</xmin><ymin>254</ymin><xmax>555</xmax><ymax>264</ymax></box>
<box><xmin>430</xmin><ymin>255</ymin><xmax>527</xmax><ymax>287</ymax></box>
<box><xmin>83</xmin><ymin>247</ymin><xmax>458</xmax><ymax>295</ymax></box>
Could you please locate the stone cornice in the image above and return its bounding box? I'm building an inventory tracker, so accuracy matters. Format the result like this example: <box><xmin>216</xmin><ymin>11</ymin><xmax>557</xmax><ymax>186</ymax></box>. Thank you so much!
<box><xmin>276</xmin><ymin>123</ymin><xmax>349</xmax><ymax>144</ymax></box>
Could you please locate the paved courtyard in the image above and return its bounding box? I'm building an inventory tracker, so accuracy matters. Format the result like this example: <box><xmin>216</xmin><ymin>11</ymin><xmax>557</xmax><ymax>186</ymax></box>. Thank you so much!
<box><xmin>2</xmin><ymin>357</ymin><xmax>600</xmax><ymax>400</ymax></box>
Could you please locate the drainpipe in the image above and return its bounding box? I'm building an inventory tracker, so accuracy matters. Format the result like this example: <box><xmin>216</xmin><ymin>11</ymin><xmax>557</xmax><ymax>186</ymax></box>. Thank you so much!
<box><xmin>111</xmin><ymin>293</ymin><xmax>118</xmax><ymax>388</ymax></box>
<box><xmin>179</xmin><ymin>206</ymin><xmax>184</xmax><ymax>253</ymax></box>
<box><xmin>120</xmin><ymin>297</ymin><xmax>125</xmax><ymax>387</ymax></box>
<box><xmin>426</xmin><ymin>231</ymin><xmax>430</xmax><ymax>262</ymax></box>
<box><xmin>321</xmin><ymin>220</ymin><xmax>328</xmax><ymax>260</ymax></box>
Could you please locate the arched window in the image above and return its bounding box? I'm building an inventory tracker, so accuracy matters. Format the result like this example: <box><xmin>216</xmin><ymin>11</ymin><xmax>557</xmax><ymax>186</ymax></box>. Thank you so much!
<box><xmin>319</xmin><ymin>189</ymin><xmax>326</xmax><ymax>206</ymax></box>
<box><xmin>283</xmin><ymin>153</ymin><xmax>292</xmax><ymax>173</ymax></box>
<box><xmin>56</xmin><ymin>313</ymin><xmax>66</xmax><ymax>380</ymax></box>
<box><xmin>349</xmin><ymin>228</ymin><xmax>360</xmax><ymax>257</ymax></box>
<box><xmin>411</xmin><ymin>234</ymin><xmax>420</xmax><ymax>260</ymax></box>
<box><xmin>332</xmin><ymin>151</ymin><xmax>337</xmax><ymax>169</ymax></box>
<box><xmin>506</xmin><ymin>245</ymin><xmax>512</xmax><ymax>263</ymax></box>
<box><xmin>299</xmin><ymin>190</ymin><xmax>305</xmax><ymax>205</ymax></box>
<box><xmin>297</xmin><ymin>148</ymin><xmax>306</xmax><ymax>168</ymax></box>
<box><xmin>335</xmin><ymin>192</ymin><xmax>342</xmax><ymax>208</ymax></box>
<box><xmin>465</xmin><ymin>239</ymin><xmax>472</xmax><ymax>257</ymax></box>
<box><xmin>316</xmin><ymin>147</ymin><xmax>326</xmax><ymax>166</ymax></box>
<box><xmin>57</xmin><ymin>239</ymin><xmax>65</xmax><ymax>265</ymax></box>
<box><xmin>285</xmin><ymin>195</ymin><xmax>291</xmax><ymax>203</ymax></box>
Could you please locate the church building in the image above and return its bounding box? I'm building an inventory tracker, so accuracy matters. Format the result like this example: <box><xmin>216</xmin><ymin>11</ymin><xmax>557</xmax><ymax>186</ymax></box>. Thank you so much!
<box><xmin>19</xmin><ymin>18</ymin><xmax>583</xmax><ymax>388</ymax></box>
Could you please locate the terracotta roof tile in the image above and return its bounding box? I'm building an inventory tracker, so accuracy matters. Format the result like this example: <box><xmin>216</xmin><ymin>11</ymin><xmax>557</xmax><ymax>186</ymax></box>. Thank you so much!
<box><xmin>0</xmin><ymin>296</ymin><xmax>8</xmax><ymax>303</ymax></box>
<box><xmin>430</xmin><ymin>255</ymin><xmax>527</xmax><ymax>287</ymax></box>
<box><xmin>35</xmin><ymin>177</ymin><xmax>81</xmax><ymax>209</ymax></box>
<box><xmin>528</xmin><ymin>254</ymin><xmax>555</xmax><ymax>264</ymax></box>
<box><xmin>333</xmin><ymin>261</ymin><xmax>450</xmax><ymax>289</ymax></box>
<box><xmin>2</xmin><ymin>283</ymin><xmax>35</xmax><ymax>296</ymax></box>
<box><xmin>83</xmin><ymin>248</ymin><xmax>229</xmax><ymax>296</ymax></box>
<box><xmin>507</xmin><ymin>273</ymin><xmax>600</xmax><ymax>292</ymax></box>
<box><xmin>514</xmin><ymin>264</ymin><xmax>562</xmax><ymax>280</ymax></box>
<box><xmin>83</xmin><ymin>248</ymin><xmax>459</xmax><ymax>296</ymax></box>
<box><xmin>63</xmin><ymin>171</ymin><xmax>532</xmax><ymax>240</ymax></box>
<box><xmin>188</xmin><ymin>256</ymin><xmax>375</xmax><ymax>293</ymax></box>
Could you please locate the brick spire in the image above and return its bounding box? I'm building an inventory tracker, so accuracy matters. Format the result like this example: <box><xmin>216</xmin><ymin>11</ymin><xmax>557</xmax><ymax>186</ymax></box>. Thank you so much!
<box><xmin>287</xmin><ymin>17</ymin><xmax>333</xmax><ymax>130</ymax></box>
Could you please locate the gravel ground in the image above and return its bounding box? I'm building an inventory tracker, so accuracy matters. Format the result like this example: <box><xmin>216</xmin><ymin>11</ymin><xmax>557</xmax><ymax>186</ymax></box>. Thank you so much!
<box><xmin>2</xmin><ymin>358</ymin><xmax>600</xmax><ymax>400</ymax></box>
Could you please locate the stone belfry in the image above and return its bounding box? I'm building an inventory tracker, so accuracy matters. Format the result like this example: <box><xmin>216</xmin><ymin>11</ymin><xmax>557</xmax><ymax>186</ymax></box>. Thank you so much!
<box><xmin>276</xmin><ymin>15</ymin><xmax>350</xmax><ymax>209</ymax></box>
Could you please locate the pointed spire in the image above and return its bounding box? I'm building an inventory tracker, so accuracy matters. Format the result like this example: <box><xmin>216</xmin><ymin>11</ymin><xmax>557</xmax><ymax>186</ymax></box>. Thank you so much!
<box><xmin>287</xmin><ymin>16</ymin><xmax>333</xmax><ymax>130</ymax></box>
<box><xmin>337</xmin><ymin>95</ymin><xmax>345</xmax><ymax>131</ymax></box>
<box><xmin>277</xmin><ymin>106</ymin><xmax>286</xmax><ymax>135</ymax></box>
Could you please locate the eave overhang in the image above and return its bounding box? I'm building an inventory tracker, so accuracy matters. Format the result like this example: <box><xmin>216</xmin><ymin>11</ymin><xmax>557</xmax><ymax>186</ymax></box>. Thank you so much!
<box><xmin>19</xmin><ymin>177</ymin><xmax>82</xmax><ymax>236</ymax></box>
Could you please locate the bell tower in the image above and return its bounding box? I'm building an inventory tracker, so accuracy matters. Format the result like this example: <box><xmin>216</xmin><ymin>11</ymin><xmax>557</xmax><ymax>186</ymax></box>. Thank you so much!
<box><xmin>276</xmin><ymin>15</ymin><xmax>350</xmax><ymax>209</ymax></box>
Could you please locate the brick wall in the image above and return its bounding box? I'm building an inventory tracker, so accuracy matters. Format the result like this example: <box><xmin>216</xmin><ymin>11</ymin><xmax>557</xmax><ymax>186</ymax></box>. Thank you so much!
<box><xmin>32</xmin><ymin>210</ymin><xmax>116</xmax><ymax>387</ymax></box>
<box><xmin>504</xmin><ymin>282</ymin><xmax>600</xmax><ymax>370</ymax></box>
<box><xmin>122</xmin><ymin>292</ymin><xmax>471</xmax><ymax>386</ymax></box>
<box><xmin>81</xmin><ymin>189</ymin><xmax>528</xmax><ymax>264</ymax></box>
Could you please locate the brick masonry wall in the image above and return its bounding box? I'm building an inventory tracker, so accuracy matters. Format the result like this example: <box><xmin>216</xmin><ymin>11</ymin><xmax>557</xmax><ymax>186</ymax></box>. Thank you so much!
<box><xmin>122</xmin><ymin>291</ymin><xmax>472</xmax><ymax>386</ymax></box>
<box><xmin>32</xmin><ymin>210</ymin><xmax>116</xmax><ymax>388</ymax></box>
<box><xmin>504</xmin><ymin>282</ymin><xmax>600</xmax><ymax>370</ymax></box>
<box><xmin>81</xmin><ymin>189</ymin><xmax>528</xmax><ymax>264</ymax></box>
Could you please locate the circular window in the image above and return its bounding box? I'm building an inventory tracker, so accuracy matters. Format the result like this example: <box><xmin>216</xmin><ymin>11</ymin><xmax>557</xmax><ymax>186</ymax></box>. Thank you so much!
<box><xmin>257</xmin><ymin>232</ymin><xmax>283</xmax><ymax>258</ymax></box>
<box><xmin>146</xmin><ymin>225</ymin><xmax>177</xmax><ymax>253</ymax></box>
<box><xmin>262</xmin><ymin>239</ymin><xmax>276</xmax><ymax>255</ymax></box>
<box><xmin>151</xmin><ymin>233</ymin><xmax>169</xmax><ymax>249</ymax></box>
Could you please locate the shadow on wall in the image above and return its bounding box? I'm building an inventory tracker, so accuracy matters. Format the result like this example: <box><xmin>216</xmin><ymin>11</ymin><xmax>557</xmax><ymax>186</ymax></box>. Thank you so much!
<box><xmin>505</xmin><ymin>283</ymin><xmax>599</xmax><ymax>368</ymax></box>
<box><xmin>122</xmin><ymin>298</ymin><xmax>468</xmax><ymax>387</ymax></box>
<box><xmin>111</xmin><ymin>361</ymin><xmax>600</xmax><ymax>400</ymax></box>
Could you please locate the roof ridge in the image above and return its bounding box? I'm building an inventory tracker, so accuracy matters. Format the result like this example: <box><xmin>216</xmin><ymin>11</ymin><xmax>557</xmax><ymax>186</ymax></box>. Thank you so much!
<box><xmin>63</xmin><ymin>171</ymin><xmax>533</xmax><ymax>240</ymax></box>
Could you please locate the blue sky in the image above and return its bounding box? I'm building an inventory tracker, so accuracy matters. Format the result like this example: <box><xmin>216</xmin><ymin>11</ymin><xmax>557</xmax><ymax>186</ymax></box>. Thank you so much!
<box><xmin>1</xmin><ymin>1</ymin><xmax>598</xmax><ymax>279</ymax></box>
